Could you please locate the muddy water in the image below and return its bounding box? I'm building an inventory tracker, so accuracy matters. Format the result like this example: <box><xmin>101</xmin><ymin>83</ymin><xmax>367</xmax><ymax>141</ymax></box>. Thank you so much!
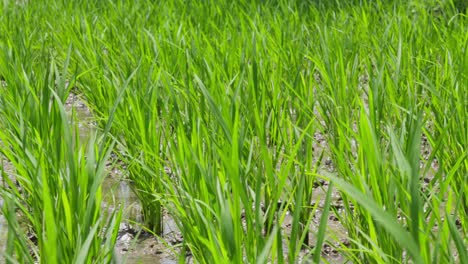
<box><xmin>0</xmin><ymin>209</ymin><xmax>5</xmax><ymax>262</ymax></box>
<box><xmin>66</xmin><ymin>95</ymin><xmax>179</xmax><ymax>264</ymax></box>
<box><xmin>0</xmin><ymin>94</ymin><xmax>176</xmax><ymax>264</ymax></box>
<box><xmin>0</xmin><ymin>154</ymin><xmax>16</xmax><ymax>261</ymax></box>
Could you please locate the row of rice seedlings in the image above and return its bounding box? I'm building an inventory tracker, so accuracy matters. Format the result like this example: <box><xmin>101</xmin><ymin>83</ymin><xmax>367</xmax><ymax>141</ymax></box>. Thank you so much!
<box><xmin>159</xmin><ymin>34</ymin><xmax>326</xmax><ymax>261</ymax></box>
<box><xmin>58</xmin><ymin>0</ymin><xmax>331</xmax><ymax>261</ymax></box>
<box><xmin>172</xmin><ymin>4</ymin><xmax>330</xmax><ymax>262</ymax></box>
<box><xmin>310</xmin><ymin>2</ymin><xmax>467</xmax><ymax>263</ymax></box>
<box><xmin>423</xmin><ymin>12</ymin><xmax>468</xmax><ymax>257</ymax></box>
<box><xmin>61</xmin><ymin>1</ymin><xmax>168</xmax><ymax>235</ymax></box>
<box><xmin>0</xmin><ymin>16</ymin><xmax>121</xmax><ymax>261</ymax></box>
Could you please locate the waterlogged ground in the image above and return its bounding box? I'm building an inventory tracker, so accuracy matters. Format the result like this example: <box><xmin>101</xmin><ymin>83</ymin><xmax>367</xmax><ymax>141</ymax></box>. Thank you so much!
<box><xmin>0</xmin><ymin>92</ymin><xmax>445</xmax><ymax>264</ymax></box>
<box><xmin>0</xmin><ymin>76</ymin><xmax>448</xmax><ymax>264</ymax></box>
<box><xmin>69</xmin><ymin>91</ymin><xmax>443</xmax><ymax>264</ymax></box>
<box><xmin>0</xmin><ymin>159</ymin><xmax>14</xmax><ymax>264</ymax></box>
<box><xmin>66</xmin><ymin>93</ymin><xmax>350</xmax><ymax>263</ymax></box>
<box><xmin>0</xmin><ymin>93</ymin><xmax>182</xmax><ymax>264</ymax></box>
<box><xmin>0</xmin><ymin>200</ymin><xmax>6</xmax><ymax>262</ymax></box>
<box><xmin>0</xmin><ymin>72</ymin><xmax>348</xmax><ymax>263</ymax></box>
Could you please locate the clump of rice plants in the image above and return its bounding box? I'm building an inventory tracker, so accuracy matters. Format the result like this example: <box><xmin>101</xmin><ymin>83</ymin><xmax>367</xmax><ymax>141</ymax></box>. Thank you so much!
<box><xmin>0</xmin><ymin>40</ymin><xmax>121</xmax><ymax>262</ymax></box>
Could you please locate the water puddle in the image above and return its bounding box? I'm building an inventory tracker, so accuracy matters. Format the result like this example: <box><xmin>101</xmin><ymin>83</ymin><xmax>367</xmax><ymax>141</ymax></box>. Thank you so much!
<box><xmin>65</xmin><ymin>94</ymin><xmax>179</xmax><ymax>263</ymax></box>
<box><xmin>0</xmin><ymin>153</ymin><xmax>16</xmax><ymax>262</ymax></box>
<box><xmin>0</xmin><ymin>212</ymin><xmax>6</xmax><ymax>264</ymax></box>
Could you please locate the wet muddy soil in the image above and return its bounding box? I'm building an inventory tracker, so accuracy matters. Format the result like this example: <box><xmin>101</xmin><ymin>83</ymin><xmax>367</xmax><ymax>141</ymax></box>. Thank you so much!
<box><xmin>0</xmin><ymin>92</ymin><xmax>455</xmax><ymax>264</ymax></box>
<box><xmin>0</xmin><ymin>93</ymin><xmax>380</xmax><ymax>263</ymax></box>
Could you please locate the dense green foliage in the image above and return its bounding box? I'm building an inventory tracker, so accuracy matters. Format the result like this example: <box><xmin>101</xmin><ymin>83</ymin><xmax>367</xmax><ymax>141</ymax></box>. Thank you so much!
<box><xmin>0</xmin><ymin>0</ymin><xmax>466</xmax><ymax>263</ymax></box>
